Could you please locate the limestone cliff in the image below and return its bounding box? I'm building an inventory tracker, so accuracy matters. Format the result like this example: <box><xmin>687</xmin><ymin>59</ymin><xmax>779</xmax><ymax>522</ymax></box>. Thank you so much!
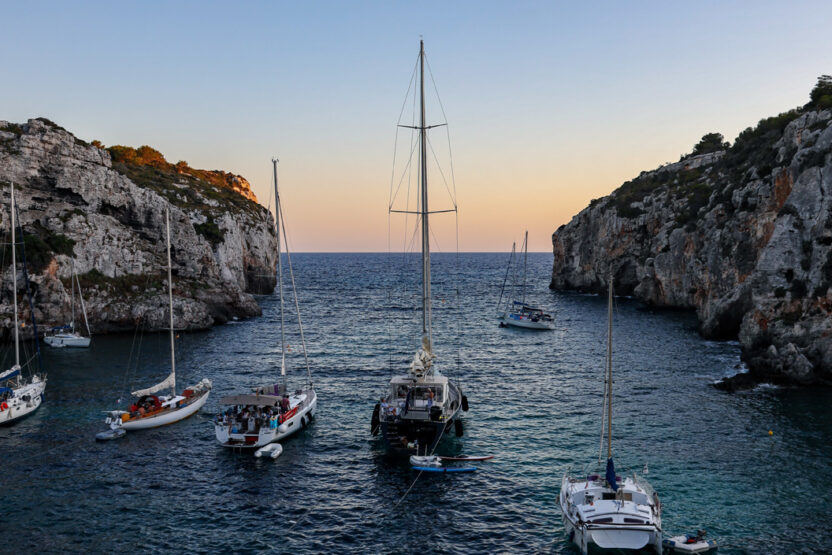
<box><xmin>551</xmin><ymin>94</ymin><xmax>832</xmax><ymax>388</ymax></box>
<box><xmin>0</xmin><ymin>118</ymin><xmax>276</xmax><ymax>335</ymax></box>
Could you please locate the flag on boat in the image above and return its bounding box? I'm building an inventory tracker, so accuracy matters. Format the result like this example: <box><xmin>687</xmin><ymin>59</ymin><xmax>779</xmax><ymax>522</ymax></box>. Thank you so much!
<box><xmin>606</xmin><ymin>457</ymin><xmax>618</xmax><ymax>491</ymax></box>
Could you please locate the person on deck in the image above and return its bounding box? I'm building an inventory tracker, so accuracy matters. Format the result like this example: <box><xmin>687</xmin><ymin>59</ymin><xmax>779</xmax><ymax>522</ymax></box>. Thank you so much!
<box><xmin>281</xmin><ymin>395</ymin><xmax>290</xmax><ymax>413</ymax></box>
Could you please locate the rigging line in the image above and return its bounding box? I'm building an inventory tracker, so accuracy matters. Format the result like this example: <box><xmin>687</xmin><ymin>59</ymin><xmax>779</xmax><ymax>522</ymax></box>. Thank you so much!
<box><xmin>389</xmin><ymin>137</ymin><xmax>421</xmax><ymax>210</ymax></box>
<box><xmin>426</xmin><ymin>134</ymin><xmax>457</xmax><ymax>208</ymax></box>
<box><xmin>277</xmin><ymin>200</ymin><xmax>312</xmax><ymax>384</ymax></box>
<box><xmin>424</xmin><ymin>55</ymin><xmax>458</xmax><ymax>200</ymax></box>
<box><xmin>388</xmin><ymin>61</ymin><xmax>417</xmax><ymax>210</ymax></box>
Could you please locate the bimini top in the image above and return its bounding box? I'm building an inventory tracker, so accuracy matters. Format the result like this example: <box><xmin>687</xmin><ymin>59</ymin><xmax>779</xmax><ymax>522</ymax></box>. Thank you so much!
<box><xmin>220</xmin><ymin>394</ymin><xmax>282</xmax><ymax>407</ymax></box>
<box><xmin>0</xmin><ymin>366</ymin><xmax>20</xmax><ymax>382</ymax></box>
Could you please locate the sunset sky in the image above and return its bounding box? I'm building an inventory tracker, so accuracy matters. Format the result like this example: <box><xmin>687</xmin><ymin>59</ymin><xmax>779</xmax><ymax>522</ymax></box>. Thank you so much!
<box><xmin>2</xmin><ymin>1</ymin><xmax>831</xmax><ymax>251</ymax></box>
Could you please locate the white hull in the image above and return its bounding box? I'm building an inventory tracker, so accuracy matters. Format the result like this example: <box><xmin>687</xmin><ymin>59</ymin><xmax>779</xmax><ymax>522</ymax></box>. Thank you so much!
<box><xmin>0</xmin><ymin>376</ymin><xmax>46</xmax><ymax>426</ymax></box>
<box><xmin>120</xmin><ymin>390</ymin><xmax>210</xmax><ymax>430</ymax></box>
<box><xmin>44</xmin><ymin>333</ymin><xmax>91</xmax><ymax>348</ymax></box>
<box><xmin>216</xmin><ymin>390</ymin><xmax>317</xmax><ymax>449</ymax></box>
<box><xmin>500</xmin><ymin>315</ymin><xmax>554</xmax><ymax>330</ymax></box>
<box><xmin>560</xmin><ymin>474</ymin><xmax>662</xmax><ymax>554</ymax></box>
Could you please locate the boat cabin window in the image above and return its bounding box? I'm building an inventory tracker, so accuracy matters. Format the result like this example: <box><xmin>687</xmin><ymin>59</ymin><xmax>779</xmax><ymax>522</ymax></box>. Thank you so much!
<box><xmin>412</xmin><ymin>386</ymin><xmax>443</xmax><ymax>403</ymax></box>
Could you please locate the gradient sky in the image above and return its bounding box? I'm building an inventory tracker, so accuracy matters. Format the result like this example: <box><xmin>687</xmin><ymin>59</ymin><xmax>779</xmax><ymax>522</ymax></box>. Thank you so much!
<box><xmin>2</xmin><ymin>1</ymin><xmax>831</xmax><ymax>251</ymax></box>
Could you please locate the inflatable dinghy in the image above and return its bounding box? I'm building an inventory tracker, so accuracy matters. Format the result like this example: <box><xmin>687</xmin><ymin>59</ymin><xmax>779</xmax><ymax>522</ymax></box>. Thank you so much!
<box><xmin>412</xmin><ymin>466</ymin><xmax>476</xmax><ymax>473</ymax></box>
<box><xmin>95</xmin><ymin>428</ymin><xmax>126</xmax><ymax>441</ymax></box>
<box><xmin>255</xmin><ymin>443</ymin><xmax>283</xmax><ymax>459</ymax></box>
<box><xmin>663</xmin><ymin>532</ymin><xmax>717</xmax><ymax>553</ymax></box>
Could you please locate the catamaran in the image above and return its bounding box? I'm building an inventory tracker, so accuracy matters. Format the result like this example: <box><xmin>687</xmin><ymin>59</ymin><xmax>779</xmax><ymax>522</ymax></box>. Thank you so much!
<box><xmin>214</xmin><ymin>159</ymin><xmax>317</xmax><ymax>453</ymax></box>
<box><xmin>98</xmin><ymin>206</ymin><xmax>211</xmax><ymax>438</ymax></box>
<box><xmin>44</xmin><ymin>261</ymin><xmax>91</xmax><ymax>348</ymax></box>
<box><xmin>559</xmin><ymin>275</ymin><xmax>662</xmax><ymax>554</ymax></box>
<box><xmin>1</xmin><ymin>182</ymin><xmax>47</xmax><ymax>426</ymax></box>
<box><xmin>370</xmin><ymin>40</ymin><xmax>468</xmax><ymax>456</ymax></box>
<box><xmin>498</xmin><ymin>230</ymin><xmax>554</xmax><ymax>330</ymax></box>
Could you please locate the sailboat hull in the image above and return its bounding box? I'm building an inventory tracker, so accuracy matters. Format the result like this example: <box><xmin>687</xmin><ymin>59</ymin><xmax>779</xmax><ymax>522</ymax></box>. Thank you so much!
<box><xmin>499</xmin><ymin>314</ymin><xmax>554</xmax><ymax>330</ymax></box>
<box><xmin>118</xmin><ymin>389</ymin><xmax>210</xmax><ymax>430</ymax></box>
<box><xmin>0</xmin><ymin>377</ymin><xmax>46</xmax><ymax>426</ymax></box>
<box><xmin>215</xmin><ymin>388</ymin><xmax>317</xmax><ymax>449</ymax></box>
<box><xmin>44</xmin><ymin>333</ymin><xmax>91</xmax><ymax>348</ymax></box>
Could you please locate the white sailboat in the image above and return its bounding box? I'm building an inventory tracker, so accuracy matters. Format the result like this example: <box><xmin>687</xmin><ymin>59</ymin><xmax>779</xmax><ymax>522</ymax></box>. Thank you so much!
<box><xmin>559</xmin><ymin>275</ymin><xmax>662</xmax><ymax>554</ymax></box>
<box><xmin>1</xmin><ymin>182</ymin><xmax>47</xmax><ymax>425</ymax></box>
<box><xmin>498</xmin><ymin>230</ymin><xmax>554</xmax><ymax>330</ymax></box>
<box><xmin>98</xmin><ymin>206</ymin><xmax>211</xmax><ymax>438</ymax></box>
<box><xmin>371</xmin><ymin>40</ymin><xmax>468</xmax><ymax>455</ymax></box>
<box><xmin>44</xmin><ymin>261</ymin><xmax>91</xmax><ymax>348</ymax></box>
<box><xmin>214</xmin><ymin>159</ymin><xmax>317</xmax><ymax>452</ymax></box>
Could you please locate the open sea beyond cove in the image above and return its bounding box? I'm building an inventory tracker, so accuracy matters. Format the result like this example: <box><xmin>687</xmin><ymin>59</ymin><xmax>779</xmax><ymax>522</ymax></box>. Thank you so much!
<box><xmin>1</xmin><ymin>253</ymin><xmax>830</xmax><ymax>554</ymax></box>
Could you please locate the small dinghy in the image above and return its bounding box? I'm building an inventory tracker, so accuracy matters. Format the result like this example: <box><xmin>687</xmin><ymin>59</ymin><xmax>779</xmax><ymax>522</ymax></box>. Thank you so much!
<box><xmin>439</xmin><ymin>454</ymin><xmax>494</xmax><ymax>462</ymax></box>
<box><xmin>95</xmin><ymin>428</ymin><xmax>126</xmax><ymax>441</ymax></box>
<box><xmin>410</xmin><ymin>455</ymin><xmax>442</xmax><ymax>467</ymax></box>
<box><xmin>663</xmin><ymin>531</ymin><xmax>717</xmax><ymax>553</ymax></box>
<box><xmin>412</xmin><ymin>466</ymin><xmax>477</xmax><ymax>473</ymax></box>
<box><xmin>255</xmin><ymin>443</ymin><xmax>283</xmax><ymax>459</ymax></box>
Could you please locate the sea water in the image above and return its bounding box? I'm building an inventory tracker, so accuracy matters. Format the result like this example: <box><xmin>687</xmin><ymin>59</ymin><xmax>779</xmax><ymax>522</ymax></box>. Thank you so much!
<box><xmin>1</xmin><ymin>253</ymin><xmax>830</xmax><ymax>553</ymax></box>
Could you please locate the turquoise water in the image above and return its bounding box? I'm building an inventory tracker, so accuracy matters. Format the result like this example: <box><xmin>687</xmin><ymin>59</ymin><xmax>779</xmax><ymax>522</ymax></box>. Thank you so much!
<box><xmin>1</xmin><ymin>253</ymin><xmax>830</xmax><ymax>553</ymax></box>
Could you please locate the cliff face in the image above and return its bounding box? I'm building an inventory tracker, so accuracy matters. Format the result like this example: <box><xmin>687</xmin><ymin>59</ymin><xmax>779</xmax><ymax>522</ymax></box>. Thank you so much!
<box><xmin>551</xmin><ymin>107</ymin><xmax>832</xmax><ymax>388</ymax></box>
<box><xmin>0</xmin><ymin>118</ymin><xmax>276</xmax><ymax>335</ymax></box>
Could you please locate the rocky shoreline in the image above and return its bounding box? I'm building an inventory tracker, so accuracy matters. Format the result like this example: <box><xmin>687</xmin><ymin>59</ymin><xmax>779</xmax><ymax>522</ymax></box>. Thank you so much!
<box><xmin>0</xmin><ymin>118</ymin><xmax>276</xmax><ymax>337</ymax></box>
<box><xmin>550</xmin><ymin>90</ymin><xmax>832</xmax><ymax>389</ymax></box>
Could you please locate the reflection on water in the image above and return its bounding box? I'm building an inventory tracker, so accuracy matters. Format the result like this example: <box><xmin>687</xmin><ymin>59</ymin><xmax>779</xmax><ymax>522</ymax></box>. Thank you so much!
<box><xmin>1</xmin><ymin>253</ymin><xmax>830</xmax><ymax>553</ymax></box>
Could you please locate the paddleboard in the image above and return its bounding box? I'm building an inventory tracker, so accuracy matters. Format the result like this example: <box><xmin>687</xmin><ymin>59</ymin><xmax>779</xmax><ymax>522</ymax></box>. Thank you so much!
<box><xmin>439</xmin><ymin>455</ymin><xmax>494</xmax><ymax>462</ymax></box>
<box><xmin>413</xmin><ymin>466</ymin><xmax>477</xmax><ymax>473</ymax></box>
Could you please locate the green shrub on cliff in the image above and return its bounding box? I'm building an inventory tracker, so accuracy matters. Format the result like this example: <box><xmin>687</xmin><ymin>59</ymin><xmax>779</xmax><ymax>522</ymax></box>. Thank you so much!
<box><xmin>692</xmin><ymin>133</ymin><xmax>730</xmax><ymax>155</ymax></box>
<box><xmin>195</xmin><ymin>218</ymin><xmax>224</xmax><ymax>246</ymax></box>
<box><xmin>810</xmin><ymin>75</ymin><xmax>832</xmax><ymax>109</ymax></box>
<box><xmin>107</xmin><ymin>144</ymin><xmax>258</xmax><ymax>219</ymax></box>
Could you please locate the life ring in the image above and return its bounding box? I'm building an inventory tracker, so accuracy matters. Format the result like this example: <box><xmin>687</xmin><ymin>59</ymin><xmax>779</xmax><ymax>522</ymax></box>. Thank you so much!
<box><xmin>0</xmin><ymin>401</ymin><xmax>8</xmax><ymax>411</ymax></box>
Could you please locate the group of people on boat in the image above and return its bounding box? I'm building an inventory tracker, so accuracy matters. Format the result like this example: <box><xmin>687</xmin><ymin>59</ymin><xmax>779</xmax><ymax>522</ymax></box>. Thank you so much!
<box><xmin>217</xmin><ymin>395</ymin><xmax>294</xmax><ymax>434</ymax></box>
<box><xmin>128</xmin><ymin>396</ymin><xmax>162</xmax><ymax>417</ymax></box>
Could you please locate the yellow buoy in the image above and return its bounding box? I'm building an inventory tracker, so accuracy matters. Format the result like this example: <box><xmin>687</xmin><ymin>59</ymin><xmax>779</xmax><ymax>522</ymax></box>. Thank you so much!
<box><xmin>768</xmin><ymin>430</ymin><xmax>773</xmax><ymax>436</ymax></box>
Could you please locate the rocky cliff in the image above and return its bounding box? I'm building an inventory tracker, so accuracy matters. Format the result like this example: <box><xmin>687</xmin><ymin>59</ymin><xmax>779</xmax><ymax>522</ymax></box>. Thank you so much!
<box><xmin>0</xmin><ymin>118</ymin><xmax>276</xmax><ymax>336</ymax></box>
<box><xmin>551</xmin><ymin>85</ymin><xmax>832</xmax><ymax>388</ymax></box>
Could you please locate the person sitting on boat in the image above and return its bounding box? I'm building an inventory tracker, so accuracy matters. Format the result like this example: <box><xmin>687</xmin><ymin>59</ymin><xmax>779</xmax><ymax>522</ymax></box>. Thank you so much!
<box><xmin>380</xmin><ymin>398</ymin><xmax>389</xmax><ymax>415</ymax></box>
<box><xmin>281</xmin><ymin>395</ymin><xmax>290</xmax><ymax>413</ymax></box>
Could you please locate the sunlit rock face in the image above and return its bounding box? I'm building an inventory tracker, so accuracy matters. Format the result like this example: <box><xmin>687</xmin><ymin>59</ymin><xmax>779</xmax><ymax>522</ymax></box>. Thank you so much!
<box><xmin>0</xmin><ymin>118</ymin><xmax>276</xmax><ymax>336</ymax></box>
<box><xmin>551</xmin><ymin>108</ymin><xmax>832</xmax><ymax>387</ymax></box>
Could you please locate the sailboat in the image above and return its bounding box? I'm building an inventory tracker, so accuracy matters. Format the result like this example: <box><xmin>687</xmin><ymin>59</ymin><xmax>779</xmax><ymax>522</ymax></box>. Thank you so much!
<box><xmin>498</xmin><ymin>230</ymin><xmax>554</xmax><ymax>330</ymax></box>
<box><xmin>98</xmin><ymin>206</ymin><xmax>211</xmax><ymax>438</ymax></box>
<box><xmin>370</xmin><ymin>40</ymin><xmax>468</xmax><ymax>455</ymax></box>
<box><xmin>559</xmin><ymin>275</ymin><xmax>662</xmax><ymax>554</ymax></box>
<box><xmin>44</xmin><ymin>261</ymin><xmax>91</xmax><ymax>348</ymax></box>
<box><xmin>214</xmin><ymin>159</ymin><xmax>317</xmax><ymax>452</ymax></box>
<box><xmin>1</xmin><ymin>182</ymin><xmax>47</xmax><ymax>425</ymax></box>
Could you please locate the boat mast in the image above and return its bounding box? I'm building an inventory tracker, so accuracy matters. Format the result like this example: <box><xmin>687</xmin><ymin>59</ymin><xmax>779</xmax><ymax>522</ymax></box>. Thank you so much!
<box><xmin>522</xmin><ymin>230</ymin><xmax>528</xmax><ymax>305</ymax></box>
<box><xmin>165</xmin><ymin>206</ymin><xmax>176</xmax><ymax>395</ymax></box>
<box><xmin>419</xmin><ymin>39</ymin><xmax>432</xmax><ymax>353</ymax></box>
<box><xmin>273</xmin><ymin>158</ymin><xmax>287</xmax><ymax>389</ymax></box>
<box><xmin>606</xmin><ymin>273</ymin><xmax>613</xmax><ymax>459</ymax></box>
<box><xmin>10</xmin><ymin>182</ymin><xmax>19</xmax><ymax>368</ymax></box>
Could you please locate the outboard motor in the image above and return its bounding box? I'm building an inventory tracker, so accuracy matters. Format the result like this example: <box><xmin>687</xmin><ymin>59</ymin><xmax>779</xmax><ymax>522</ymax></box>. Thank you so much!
<box><xmin>371</xmin><ymin>403</ymin><xmax>380</xmax><ymax>436</ymax></box>
<box><xmin>430</xmin><ymin>405</ymin><xmax>442</xmax><ymax>422</ymax></box>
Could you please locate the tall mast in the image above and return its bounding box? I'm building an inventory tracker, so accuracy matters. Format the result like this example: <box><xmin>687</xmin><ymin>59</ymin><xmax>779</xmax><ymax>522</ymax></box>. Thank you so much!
<box><xmin>522</xmin><ymin>230</ymin><xmax>528</xmax><ymax>305</ymax></box>
<box><xmin>166</xmin><ymin>206</ymin><xmax>176</xmax><ymax>394</ymax></box>
<box><xmin>419</xmin><ymin>39</ymin><xmax>432</xmax><ymax>353</ymax></box>
<box><xmin>273</xmin><ymin>158</ymin><xmax>287</xmax><ymax>388</ymax></box>
<box><xmin>606</xmin><ymin>273</ymin><xmax>613</xmax><ymax>459</ymax></box>
<box><xmin>10</xmin><ymin>182</ymin><xmax>19</xmax><ymax>368</ymax></box>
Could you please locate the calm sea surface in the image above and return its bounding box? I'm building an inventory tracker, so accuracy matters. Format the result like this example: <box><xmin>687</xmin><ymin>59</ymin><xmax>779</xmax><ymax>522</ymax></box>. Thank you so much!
<box><xmin>1</xmin><ymin>253</ymin><xmax>830</xmax><ymax>554</ymax></box>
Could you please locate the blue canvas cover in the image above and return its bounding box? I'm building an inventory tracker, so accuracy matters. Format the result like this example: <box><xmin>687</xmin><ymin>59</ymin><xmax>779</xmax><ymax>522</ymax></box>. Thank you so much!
<box><xmin>606</xmin><ymin>457</ymin><xmax>618</xmax><ymax>491</ymax></box>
